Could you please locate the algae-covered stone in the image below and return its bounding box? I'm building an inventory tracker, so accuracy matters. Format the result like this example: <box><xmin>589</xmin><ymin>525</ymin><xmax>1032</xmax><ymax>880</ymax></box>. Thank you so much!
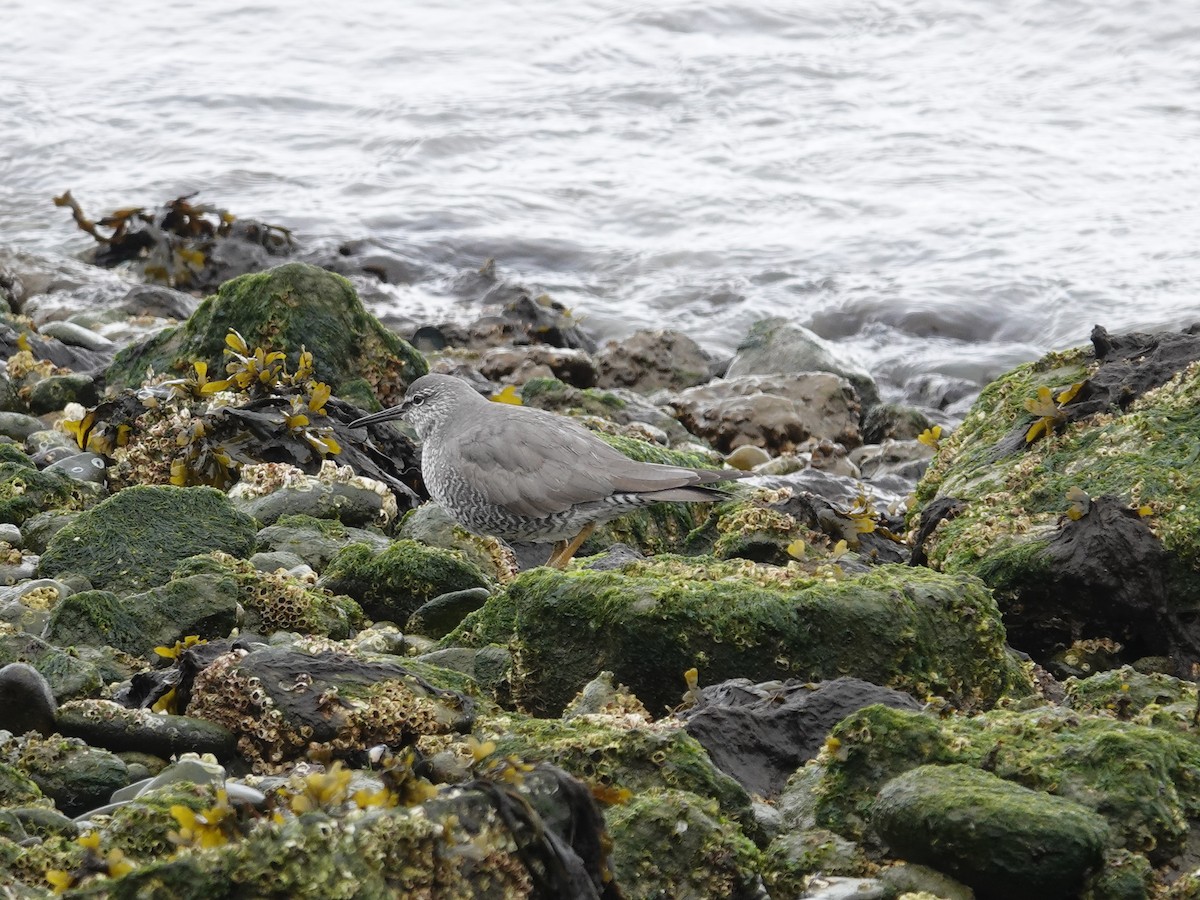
<box><xmin>37</xmin><ymin>485</ymin><xmax>257</xmax><ymax>593</ymax></box>
<box><xmin>3</xmin><ymin>733</ymin><xmax>128</xmax><ymax>817</ymax></box>
<box><xmin>607</xmin><ymin>788</ymin><xmax>764</xmax><ymax>900</ymax></box>
<box><xmin>872</xmin><ymin>763</ymin><xmax>1107</xmax><ymax>899</ymax></box>
<box><xmin>447</xmin><ymin>558</ymin><xmax>1027</xmax><ymax>715</ymax></box>
<box><xmin>1066</xmin><ymin>666</ymin><xmax>1200</xmax><ymax>733</ymax></box>
<box><xmin>321</xmin><ymin>538</ymin><xmax>490</xmax><ymax>624</ymax></box>
<box><xmin>256</xmin><ymin>514</ymin><xmax>391</xmax><ymax>571</ymax></box>
<box><xmin>43</xmin><ymin>574</ymin><xmax>240</xmax><ymax>658</ymax></box>
<box><xmin>911</xmin><ymin>327</ymin><xmax>1200</xmax><ymax>670</ymax></box>
<box><xmin>174</xmin><ymin>552</ymin><xmax>363</xmax><ymax>639</ymax></box>
<box><xmin>0</xmin><ymin>632</ymin><xmax>102</xmax><ymax>701</ymax></box>
<box><xmin>0</xmin><ymin>760</ymin><xmax>43</xmax><ymax>807</ymax></box>
<box><xmin>813</xmin><ymin>703</ymin><xmax>1200</xmax><ymax>863</ymax></box>
<box><xmin>105</xmin><ymin>262</ymin><xmax>427</xmax><ymax>407</ymax></box>
<box><xmin>0</xmin><ymin>459</ymin><xmax>102</xmax><ymax>525</ymax></box>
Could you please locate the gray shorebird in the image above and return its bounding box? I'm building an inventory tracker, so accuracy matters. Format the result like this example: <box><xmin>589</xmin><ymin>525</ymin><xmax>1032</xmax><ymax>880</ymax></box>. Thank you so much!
<box><xmin>350</xmin><ymin>373</ymin><xmax>744</xmax><ymax>567</ymax></box>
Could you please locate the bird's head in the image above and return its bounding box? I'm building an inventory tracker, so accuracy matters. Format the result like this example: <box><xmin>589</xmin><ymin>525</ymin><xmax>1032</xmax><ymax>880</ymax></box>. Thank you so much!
<box><xmin>349</xmin><ymin>373</ymin><xmax>480</xmax><ymax>440</ymax></box>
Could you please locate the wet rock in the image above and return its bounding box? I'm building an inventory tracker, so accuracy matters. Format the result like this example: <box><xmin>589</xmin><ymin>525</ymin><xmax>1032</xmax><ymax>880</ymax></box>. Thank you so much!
<box><xmin>106</xmin><ymin>262</ymin><xmax>428</xmax><ymax>407</ymax></box>
<box><xmin>903</xmin><ymin>371</ymin><xmax>980</xmax><ymax>414</ymax></box>
<box><xmin>813</xmin><ymin>703</ymin><xmax>1200</xmax><ymax>865</ymax></box>
<box><xmin>0</xmin><ymin>412</ymin><xmax>48</xmax><ymax>442</ymax></box>
<box><xmin>116</xmin><ymin>282</ymin><xmax>200</xmax><ymax>320</ymax></box>
<box><xmin>228</xmin><ymin>462</ymin><xmax>398</xmax><ymax>528</ymax></box>
<box><xmin>406</xmin><ymin>586</ymin><xmax>492</xmax><ymax>638</ymax></box>
<box><xmin>0</xmin><ymin>523</ymin><xmax>21</xmax><ymax>547</ymax></box>
<box><xmin>912</xmin><ymin>325</ymin><xmax>1200</xmax><ymax>675</ymax></box>
<box><xmin>185</xmin><ymin>644</ymin><xmax>474</xmax><ymax>772</ymax></box>
<box><xmin>607</xmin><ymin>788</ymin><xmax>765</xmax><ymax>900</ymax></box>
<box><xmin>860</xmin><ymin>402</ymin><xmax>935</xmax><ymax>444</ymax></box>
<box><xmin>479</xmin><ymin>344</ymin><xmax>599</xmax><ymax>388</ymax></box>
<box><xmin>26</xmin><ymin>372</ymin><xmax>100</xmax><ymax>414</ymax></box>
<box><xmin>680</xmin><ymin>677</ymin><xmax>923</xmax><ymax>798</ymax></box>
<box><xmin>445</xmin><ymin>559</ymin><xmax>1028</xmax><ymax>716</ymax></box>
<box><xmin>45</xmin><ymin>451</ymin><xmax>107</xmax><ymax>484</ymax></box>
<box><xmin>37</xmin><ymin>485</ymin><xmax>257</xmax><ymax>593</ymax></box>
<box><xmin>726</xmin><ymin>317</ymin><xmax>880</xmax><ymax>412</ymax></box>
<box><xmin>594</xmin><ymin>329</ymin><xmax>716</xmax><ymax>393</ymax></box>
<box><xmin>55</xmin><ymin>700</ymin><xmax>237</xmax><ymax>761</ymax></box>
<box><xmin>255</xmin><ymin>514</ymin><xmax>391</xmax><ymax>571</ymax></box>
<box><xmin>0</xmin><ymin>633</ymin><xmax>102</xmax><ymax>701</ymax></box>
<box><xmin>321</xmin><ymin>538</ymin><xmax>491</xmax><ymax>624</ymax></box>
<box><xmin>37</xmin><ymin>321</ymin><xmax>116</xmax><ymax>353</ymax></box>
<box><xmin>2</xmin><ymin>732</ymin><xmax>129</xmax><ymax>817</ymax></box>
<box><xmin>849</xmin><ymin>439</ymin><xmax>933</xmax><ymax>483</ymax></box>
<box><xmin>519</xmin><ymin>377</ymin><xmax>693</xmax><ymax>445</ymax></box>
<box><xmin>0</xmin><ymin>662</ymin><xmax>58</xmax><ymax>736</ymax></box>
<box><xmin>19</xmin><ymin>510</ymin><xmax>77</xmax><ymax>554</ymax></box>
<box><xmin>174</xmin><ymin>552</ymin><xmax>363</xmax><ymax>640</ymax></box>
<box><xmin>872</xmin><ymin>764</ymin><xmax>1108</xmax><ymax>899</ymax></box>
<box><xmin>671</xmin><ymin>373</ymin><xmax>862</xmax><ymax>454</ymax></box>
<box><xmin>0</xmin><ymin>455</ymin><xmax>102</xmax><ymax>526</ymax></box>
<box><xmin>0</xmin><ymin>761</ymin><xmax>44</xmax><ymax>807</ymax></box>
<box><xmin>43</xmin><ymin>573</ymin><xmax>241</xmax><ymax>657</ymax></box>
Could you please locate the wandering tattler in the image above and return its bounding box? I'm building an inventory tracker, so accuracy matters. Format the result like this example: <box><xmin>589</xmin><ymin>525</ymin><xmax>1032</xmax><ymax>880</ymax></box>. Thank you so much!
<box><xmin>350</xmin><ymin>373</ymin><xmax>745</xmax><ymax>567</ymax></box>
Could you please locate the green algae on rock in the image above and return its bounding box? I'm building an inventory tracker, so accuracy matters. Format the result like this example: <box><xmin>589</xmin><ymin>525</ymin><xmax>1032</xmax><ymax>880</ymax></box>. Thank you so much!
<box><xmin>0</xmin><ymin>457</ymin><xmax>103</xmax><ymax>526</ymax></box>
<box><xmin>871</xmin><ymin>763</ymin><xmax>1108</xmax><ymax>899</ymax></box>
<box><xmin>607</xmin><ymin>788</ymin><xmax>765</xmax><ymax>900</ymax></box>
<box><xmin>446</xmin><ymin>558</ymin><xmax>1028</xmax><ymax>716</ymax></box>
<box><xmin>2</xmin><ymin>733</ymin><xmax>129</xmax><ymax>818</ymax></box>
<box><xmin>812</xmin><ymin>703</ymin><xmax>1200</xmax><ymax>865</ymax></box>
<box><xmin>0</xmin><ymin>632</ymin><xmax>103</xmax><ymax>701</ymax></box>
<box><xmin>910</xmin><ymin>326</ymin><xmax>1200</xmax><ymax>671</ymax></box>
<box><xmin>321</xmin><ymin>538</ymin><xmax>491</xmax><ymax>626</ymax></box>
<box><xmin>105</xmin><ymin>262</ymin><xmax>428</xmax><ymax>406</ymax></box>
<box><xmin>43</xmin><ymin>574</ymin><xmax>240</xmax><ymax>659</ymax></box>
<box><xmin>173</xmin><ymin>551</ymin><xmax>364</xmax><ymax>639</ymax></box>
<box><xmin>37</xmin><ymin>485</ymin><xmax>257</xmax><ymax>593</ymax></box>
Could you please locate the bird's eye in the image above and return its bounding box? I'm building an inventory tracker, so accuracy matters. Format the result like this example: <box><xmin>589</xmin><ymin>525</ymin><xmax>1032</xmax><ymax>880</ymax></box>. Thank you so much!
<box><xmin>412</xmin><ymin>395</ymin><xmax>425</xmax><ymax>406</ymax></box>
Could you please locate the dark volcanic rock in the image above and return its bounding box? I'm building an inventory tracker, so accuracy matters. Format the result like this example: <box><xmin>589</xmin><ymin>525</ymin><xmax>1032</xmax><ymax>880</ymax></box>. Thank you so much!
<box><xmin>680</xmin><ymin>677</ymin><xmax>923</xmax><ymax>798</ymax></box>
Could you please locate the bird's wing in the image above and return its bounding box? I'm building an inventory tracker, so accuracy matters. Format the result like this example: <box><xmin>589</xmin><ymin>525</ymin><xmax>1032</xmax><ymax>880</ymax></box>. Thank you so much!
<box><xmin>450</xmin><ymin>408</ymin><xmax>706</xmax><ymax>518</ymax></box>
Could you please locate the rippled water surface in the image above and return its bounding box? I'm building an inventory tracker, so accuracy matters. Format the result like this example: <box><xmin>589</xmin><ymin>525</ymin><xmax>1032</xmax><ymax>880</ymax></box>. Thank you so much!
<box><xmin>2</xmin><ymin>0</ymin><xmax>1199</xmax><ymax>393</ymax></box>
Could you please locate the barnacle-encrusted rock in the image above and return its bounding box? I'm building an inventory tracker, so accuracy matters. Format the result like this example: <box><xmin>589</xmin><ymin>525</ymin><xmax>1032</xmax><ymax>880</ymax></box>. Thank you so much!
<box><xmin>0</xmin><ymin>455</ymin><xmax>102</xmax><ymax>526</ymax></box>
<box><xmin>2</xmin><ymin>732</ymin><xmax>129</xmax><ymax>817</ymax></box>
<box><xmin>911</xmin><ymin>325</ymin><xmax>1200</xmax><ymax>674</ymax></box>
<box><xmin>607</xmin><ymin>788</ymin><xmax>765</xmax><ymax>900</ymax></box>
<box><xmin>228</xmin><ymin>460</ymin><xmax>399</xmax><ymax>527</ymax></box>
<box><xmin>321</xmin><ymin>538</ymin><xmax>491</xmax><ymax>624</ymax></box>
<box><xmin>445</xmin><ymin>558</ymin><xmax>1030</xmax><ymax>716</ymax></box>
<box><xmin>811</xmin><ymin>703</ymin><xmax>1200</xmax><ymax>864</ymax></box>
<box><xmin>105</xmin><ymin>262</ymin><xmax>427</xmax><ymax>406</ymax></box>
<box><xmin>174</xmin><ymin>551</ymin><xmax>363</xmax><ymax>639</ymax></box>
<box><xmin>37</xmin><ymin>485</ymin><xmax>256</xmax><ymax>593</ymax></box>
<box><xmin>43</xmin><ymin>574</ymin><xmax>240</xmax><ymax>658</ymax></box>
<box><xmin>871</xmin><ymin>763</ymin><xmax>1108</xmax><ymax>899</ymax></box>
<box><xmin>54</xmin><ymin>700</ymin><xmax>237</xmax><ymax>761</ymax></box>
<box><xmin>186</xmin><ymin>643</ymin><xmax>474</xmax><ymax>772</ymax></box>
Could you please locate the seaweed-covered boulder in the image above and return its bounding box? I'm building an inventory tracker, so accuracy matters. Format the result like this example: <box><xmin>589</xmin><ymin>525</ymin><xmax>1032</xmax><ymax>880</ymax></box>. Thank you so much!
<box><xmin>184</xmin><ymin>643</ymin><xmax>474</xmax><ymax>772</ymax></box>
<box><xmin>0</xmin><ymin>456</ymin><xmax>102</xmax><ymax>526</ymax></box>
<box><xmin>607</xmin><ymin>788</ymin><xmax>764</xmax><ymax>900</ymax></box>
<box><xmin>871</xmin><ymin>763</ymin><xmax>1108</xmax><ymax>899</ymax></box>
<box><xmin>321</xmin><ymin>539</ymin><xmax>491</xmax><ymax>625</ymax></box>
<box><xmin>105</xmin><ymin>262</ymin><xmax>427</xmax><ymax>407</ymax></box>
<box><xmin>37</xmin><ymin>485</ymin><xmax>257</xmax><ymax>593</ymax></box>
<box><xmin>812</xmin><ymin>703</ymin><xmax>1200</xmax><ymax>864</ymax></box>
<box><xmin>445</xmin><ymin>558</ymin><xmax>1030</xmax><ymax>716</ymax></box>
<box><xmin>911</xmin><ymin>325</ymin><xmax>1200</xmax><ymax>673</ymax></box>
<box><xmin>43</xmin><ymin>574</ymin><xmax>240</xmax><ymax>658</ymax></box>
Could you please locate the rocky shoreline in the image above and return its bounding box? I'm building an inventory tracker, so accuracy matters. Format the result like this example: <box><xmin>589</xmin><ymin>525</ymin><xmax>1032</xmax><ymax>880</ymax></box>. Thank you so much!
<box><xmin>0</xmin><ymin>227</ymin><xmax>1198</xmax><ymax>899</ymax></box>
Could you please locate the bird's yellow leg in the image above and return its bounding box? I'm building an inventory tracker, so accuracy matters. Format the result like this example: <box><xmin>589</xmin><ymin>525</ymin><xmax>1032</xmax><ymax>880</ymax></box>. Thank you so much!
<box><xmin>549</xmin><ymin>523</ymin><xmax>595</xmax><ymax>569</ymax></box>
<box><xmin>545</xmin><ymin>540</ymin><xmax>568</xmax><ymax>568</ymax></box>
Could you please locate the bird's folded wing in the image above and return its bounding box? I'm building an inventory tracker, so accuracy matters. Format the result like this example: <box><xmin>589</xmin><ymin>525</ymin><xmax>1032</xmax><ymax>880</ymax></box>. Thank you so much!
<box><xmin>451</xmin><ymin>413</ymin><xmax>701</xmax><ymax>519</ymax></box>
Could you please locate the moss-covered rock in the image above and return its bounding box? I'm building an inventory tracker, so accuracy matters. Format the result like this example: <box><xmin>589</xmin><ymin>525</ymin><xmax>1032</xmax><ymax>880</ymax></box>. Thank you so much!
<box><xmin>813</xmin><ymin>703</ymin><xmax>1200</xmax><ymax>864</ymax></box>
<box><xmin>0</xmin><ymin>459</ymin><xmax>102</xmax><ymax>526</ymax></box>
<box><xmin>606</xmin><ymin>788</ymin><xmax>764</xmax><ymax>900</ymax></box>
<box><xmin>2</xmin><ymin>733</ymin><xmax>128</xmax><ymax>818</ymax></box>
<box><xmin>174</xmin><ymin>552</ymin><xmax>363</xmax><ymax>639</ymax></box>
<box><xmin>0</xmin><ymin>633</ymin><xmax>103</xmax><ymax>701</ymax></box>
<box><xmin>481</xmin><ymin>712</ymin><xmax>753</xmax><ymax>826</ymax></box>
<box><xmin>37</xmin><ymin>485</ymin><xmax>257</xmax><ymax>593</ymax></box>
<box><xmin>871</xmin><ymin>763</ymin><xmax>1108</xmax><ymax>898</ymax></box>
<box><xmin>445</xmin><ymin>558</ymin><xmax>1029</xmax><ymax>716</ymax></box>
<box><xmin>911</xmin><ymin>328</ymin><xmax>1200</xmax><ymax>670</ymax></box>
<box><xmin>321</xmin><ymin>539</ymin><xmax>490</xmax><ymax>624</ymax></box>
<box><xmin>43</xmin><ymin>575</ymin><xmax>240</xmax><ymax>658</ymax></box>
<box><xmin>105</xmin><ymin>262</ymin><xmax>427</xmax><ymax>407</ymax></box>
<box><xmin>1066</xmin><ymin>666</ymin><xmax>1200</xmax><ymax>734</ymax></box>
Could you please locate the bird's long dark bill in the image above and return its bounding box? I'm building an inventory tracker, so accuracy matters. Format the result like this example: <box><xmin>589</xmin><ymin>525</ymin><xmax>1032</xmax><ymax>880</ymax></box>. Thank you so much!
<box><xmin>348</xmin><ymin>407</ymin><xmax>406</xmax><ymax>429</ymax></box>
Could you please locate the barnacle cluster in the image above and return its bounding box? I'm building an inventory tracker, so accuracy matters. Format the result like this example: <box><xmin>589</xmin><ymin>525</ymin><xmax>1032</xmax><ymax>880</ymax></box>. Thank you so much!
<box><xmin>61</xmin><ymin>329</ymin><xmax>341</xmax><ymax>492</ymax></box>
<box><xmin>186</xmin><ymin>650</ymin><xmax>462</xmax><ymax>774</ymax></box>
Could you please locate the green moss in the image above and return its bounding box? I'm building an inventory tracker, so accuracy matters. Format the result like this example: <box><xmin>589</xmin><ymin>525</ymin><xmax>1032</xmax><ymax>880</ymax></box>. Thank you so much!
<box><xmin>0</xmin><ymin>461</ymin><xmax>100</xmax><ymax>525</ymax></box>
<box><xmin>482</xmin><ymin>713</ymin><xmax>752</xmax><ymax>825</ymax></box>
<box><xmin>37</xmin><ymin>485</ymin><xmax>257</xmax><ymax>593</ymax></box>
<box><xmin>105</xmin><ymin>262</ymin><xmax>428</xmax><ymax>407</ymax></box>
<box><xmin>446</xmin><ymin>559</ymin><xmax>1028</xmax><ymax>716</ymax></box>
<box><xmin>322</xmin><ymin>539</ymin><xmax>490</xmax><ymax>624</ymax></box>
<box><xmin>814</xmin><ymin>703</ymin><xmax>1200</xmax><ymax>863</ymax></box>
<box><xmin>272</xmin><ymin>514</ymin><xmax>349</xmax><ymax>540</ymax></box>
<box><xmin>520</xmin><ymin>376</ymin><xmax>627</xmax><ymax>412</ymax></box>
<box><xmin>606</xmin><ymin>788</ymin><xmax>764</xmax><ymax>900</ymax></box>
